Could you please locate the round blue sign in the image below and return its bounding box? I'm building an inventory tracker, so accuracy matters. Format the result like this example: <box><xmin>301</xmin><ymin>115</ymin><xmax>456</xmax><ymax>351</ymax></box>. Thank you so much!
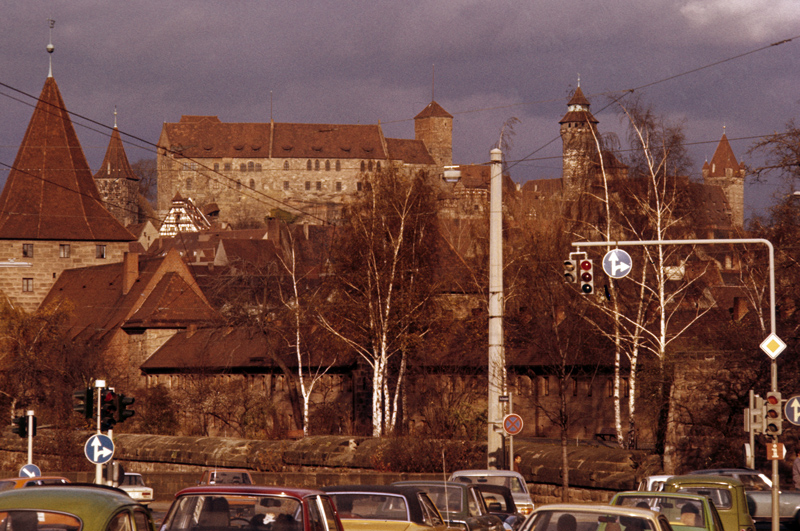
<box><xmin>19</xmin><ymin>464</ymin><xmax>41</xmax><ymax>478</ymax></box>
<box><xmin>84</xmin><ymin>434</ymin><xmax>115</xmax><ymax>465</ymax></box>
<box><xmin>603</xmin><ymin>249</ymin><xmax>633</xmax><ymax>279</ymax></box>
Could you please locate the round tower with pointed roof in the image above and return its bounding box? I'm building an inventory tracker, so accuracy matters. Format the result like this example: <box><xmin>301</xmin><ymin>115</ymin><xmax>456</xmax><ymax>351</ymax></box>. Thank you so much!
<box><xmin>702</xmin><ymin>132</ymin><xmax>745</xmax><ymax>227</ymax></box>
<box><xmin>414</xmin><ymin>101</ymin><xmax>453</xmax><ymax>170</ymax></box>
<box><xmin>94</xmin><ymin>110</ymin><xmax>141</xmax><ymax>227</ymax></box>
<box><xmin>559</xmin><ymin>85</ymin><xmax>599</xmax><ymax>193</ymax></box>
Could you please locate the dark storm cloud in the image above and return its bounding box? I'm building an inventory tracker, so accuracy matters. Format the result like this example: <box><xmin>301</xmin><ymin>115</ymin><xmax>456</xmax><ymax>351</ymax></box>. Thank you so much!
<box><xmin>1</xmin><ymin>0</ymin><xmax>798</xmax><ymax>219</ymax></box>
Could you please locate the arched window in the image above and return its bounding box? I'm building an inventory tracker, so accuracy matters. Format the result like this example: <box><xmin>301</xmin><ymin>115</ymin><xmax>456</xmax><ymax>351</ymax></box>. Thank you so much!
<box><xmin>186</xmin><ymin>177</ymin><xmax>193</xmax><ymax>190</ymax></box>
<box><xmin>249</xmin><ymin>179</ymin><xmax>255</xmax><ymax>189</ymax></box>
<box><xmin>237</xmin><ymin>179</ymin><xmax>242</xmax><ymax>190</ymax></box>
<box><xmin>240</xmin><ymin>163</ymin><xmax>247</xmax><ymax>172</ymax></box>
<box><xmin>368</xmin><ymin>160</ymin><xmax>373</xmax><ymax>171</ymax></box>
<box><xmin>325</xmin><ymin>160</ymin><xmax>331</xmax><ymax>171</ymax></box>
<box><xmin>360</xmin><ymin>161</ymin><xmax>366</xmax><ymax>172</ymax></box>
<box><xmin>255</xmin><ymin>163</ymin><xmax>262</xmax><ymax>171</ymax></box>
<box><xmin>248</xmin><ymin>161</ymin><xmax>255</xmax><ymax>172</ymax></box>
<box><xmin>335</xmin><ymin>160</ymin><xmax>341</xmax><ymax>171</ymax></box>
<box><xmin>284</xmin><ymin>161</ymin><xmax>290</xmax><ymax>170</ymax></box>
<box><xmin>376</xmin><ymin>161</ymin><xmax>381</xmax><ymax>172</ymax></box>
<box><xmin>307</xmin><ymin>160</ymin><xmax>312</xmax><ymax>170</ymax></box>
<box><xmin>314</xmin><ymin>160</ymin><xmax>320</xmax><ymax>171</ymax></box>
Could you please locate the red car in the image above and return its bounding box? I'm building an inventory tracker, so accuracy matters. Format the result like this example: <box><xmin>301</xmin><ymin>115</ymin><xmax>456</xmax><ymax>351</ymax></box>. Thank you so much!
<box><xmin>162</xmin><ymin>485</ymin><xmax>345</xmax><ymax>531</ymax></box>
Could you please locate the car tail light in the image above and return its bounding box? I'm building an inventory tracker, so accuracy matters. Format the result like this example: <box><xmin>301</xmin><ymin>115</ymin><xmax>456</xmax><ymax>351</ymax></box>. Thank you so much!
<box><xmin>518</xmin><ymin>503</ymin><xmax>534</xmax><ymax>515</ymax></box>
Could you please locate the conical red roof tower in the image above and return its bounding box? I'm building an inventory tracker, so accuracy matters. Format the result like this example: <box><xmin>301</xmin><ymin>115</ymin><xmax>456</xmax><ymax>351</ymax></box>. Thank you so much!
<box><xmin>0</xmin><ymin>76</ymin><xmax>134</xmax><ymax>241</ymax></box>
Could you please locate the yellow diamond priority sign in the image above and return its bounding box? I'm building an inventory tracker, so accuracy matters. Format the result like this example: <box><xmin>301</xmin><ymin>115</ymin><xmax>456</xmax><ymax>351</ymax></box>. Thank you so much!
<box><xmin>760</xmin><ymin>333</ymin><xmax>786</xmax><ymax>359</ymax></box>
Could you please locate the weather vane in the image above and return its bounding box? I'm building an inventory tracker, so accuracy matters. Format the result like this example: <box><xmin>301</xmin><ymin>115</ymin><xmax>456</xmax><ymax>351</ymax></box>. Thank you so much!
<box><xmin>46</xmin><ymin>18</ymin><xmax>55</xmax><ymax>77</ymax></box>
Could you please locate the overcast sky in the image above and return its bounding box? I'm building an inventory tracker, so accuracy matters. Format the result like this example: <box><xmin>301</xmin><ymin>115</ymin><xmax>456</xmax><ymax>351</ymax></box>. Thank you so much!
<box><xmin>1</xmin><ymin>1</ymin><xmax>799</xmax><ymax>221</ymax></box>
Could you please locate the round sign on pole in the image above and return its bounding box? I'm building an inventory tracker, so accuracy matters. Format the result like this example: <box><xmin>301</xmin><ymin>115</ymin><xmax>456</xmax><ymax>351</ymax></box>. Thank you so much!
<box><xmin>786</xmin><ymin>396</ymin><xmax>800</xmax><ymax>426</ymax></box>
<box><xmin>19</xmin><ymin>464</ymin><xmax>40</xmax><ymax>478</ymax></box>
<box><xmin>84</xmin><ymin>434</ymin><xmax>115</xmax><ymax>465</ymax></box>
<box><xmin>603</xmin><ymin>249</ymin><xmax>632</xmax><ymax>279</ymax></box>
<box><xmin>503</xmin><ymin>414</ymin><xmax>524</xmax><ymax>436</ymax></box>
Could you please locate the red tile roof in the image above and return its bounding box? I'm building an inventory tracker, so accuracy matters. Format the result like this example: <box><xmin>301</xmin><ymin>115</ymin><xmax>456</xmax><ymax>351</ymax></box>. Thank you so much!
<box><xmin>0</xmin><ymin>77</ymin><xmax>135</xmax><ymax>241</ymax></box>
<box><xmin>94</xmin><ymin>127</ymin><xmax>139</xmax><ymax>182</ymax></box>
<box><xmin>705</xmin><ymin>133</ymin><xmax>744</xmax><ymax>177</ymax></box>
<box><xmin>414</xmin><ymin>101</ymin><xmax>453</xmax><ymax>119</ymax></box>
<box><xmin>385</xmin><ymin>138</ymin><xmax>436</xmax><ymax>165</ymax></box>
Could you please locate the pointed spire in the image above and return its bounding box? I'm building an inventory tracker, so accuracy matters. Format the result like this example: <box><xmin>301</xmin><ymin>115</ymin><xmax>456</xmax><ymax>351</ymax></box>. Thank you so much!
<box><xmin>0</xmin><ymin>76</ymin><xmax>134</xmax><ymax>241</ymax></box>
<box><xmin>46</xmin><ymin>18</ymin><xmax>55</xmax><ymax>78</ymax></box>
<box><xmin>707</xmin><ymin>132</ymin><xmax>741</xmax><ymax>178</ymax></box>
<box><xmin>94</xmin><ymin>116</ymin><xmax>139</xmax><ymax>182</ymax></box>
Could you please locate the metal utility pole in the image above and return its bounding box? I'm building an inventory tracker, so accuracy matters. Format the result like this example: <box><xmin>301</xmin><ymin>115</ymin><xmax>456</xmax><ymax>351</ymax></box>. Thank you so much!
<box><xmin>95</xmin><ymin>379</ymin><xmax>105</xmax><ymax>485</ymax></box>
<box><xmin>487</xmin><ymin>148</ymin><xmax>506</xmax><ymax>468</ymax></box>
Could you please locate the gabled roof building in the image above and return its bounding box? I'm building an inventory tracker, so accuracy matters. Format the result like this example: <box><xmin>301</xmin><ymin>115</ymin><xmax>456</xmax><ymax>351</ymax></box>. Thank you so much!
<box><xmin>0</xmin><ymin>74</ymin><xmax>135</xmax><ymax>312</ymax></box>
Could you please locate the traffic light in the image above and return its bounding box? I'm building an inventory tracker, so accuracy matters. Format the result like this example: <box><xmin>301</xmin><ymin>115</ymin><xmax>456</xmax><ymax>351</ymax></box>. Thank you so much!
<box><xmin>564</xmin><ymin>260</ymin><xmax>577</xmax><ymax>283</ymax></box>
<box><xmin>73</xmin><ymin>388</ymin><xmax>94</xmax><ymax>419</ymax></box>
<box><xmin>100</xmin><ymin>388</ymin><xmax>117</xmax><ymax>431</ymax></box>
<box><xmin>11</xmin><ymin>416</ymin><xmax>27</xmax><ymax>438</ymax></box>
<box><xmin>579</xmin><ymin>259</ymin><xmax>594</xmax><ymax>294</ymax></box>
<box><xmin>115</xmin><ymin>394</ymin><xmax>135</xmax><ymax>423</ymax></box>
<box><xmin>764</xmin><ymin>391</ymin><xmax>782</xmax><ymax>436</ymax></box>
<box><xmin>745</xmin><ymin>395</ymin><xmax>764</xmax><ymax>434</ymax></box>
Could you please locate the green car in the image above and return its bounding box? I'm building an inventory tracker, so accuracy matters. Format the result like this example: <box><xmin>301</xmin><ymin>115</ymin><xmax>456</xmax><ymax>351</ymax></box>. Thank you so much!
<box><xmin>610</xmin><ymin>491</ymin><xmax>725</xmax><ymax>531</ymax></box>
<box><xmin>663</xmin><ymin>475</ymin><xmax>755</xmax><ymax>531</ymax></box>
<box><xmin>0</xmin><ymin>484</ymin><xmax>155</xmax><ymax>531</ymax></box>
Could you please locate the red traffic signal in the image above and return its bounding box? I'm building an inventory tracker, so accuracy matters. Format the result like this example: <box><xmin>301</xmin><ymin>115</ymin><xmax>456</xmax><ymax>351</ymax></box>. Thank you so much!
<box><xmin>579</xmin><ymin>259</ymin><xmax>594</xmax><ymax>294</ymax></box>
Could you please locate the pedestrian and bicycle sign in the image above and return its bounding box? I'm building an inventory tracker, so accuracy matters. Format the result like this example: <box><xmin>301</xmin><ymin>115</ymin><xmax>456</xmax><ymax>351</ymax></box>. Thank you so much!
<box><xmin>503</xmin><ymin>414</ymin><xmax>524</xmax><ymax>436</ymax></box>
<box><xmin>602</xmin><ymin>249</ymin><xmax>632</xmax><ymax>279</ymax></box>
<box><xmin>84</xmin><ymin>434</ymin><xmax>114</xmax><ymax>465</ymax></box>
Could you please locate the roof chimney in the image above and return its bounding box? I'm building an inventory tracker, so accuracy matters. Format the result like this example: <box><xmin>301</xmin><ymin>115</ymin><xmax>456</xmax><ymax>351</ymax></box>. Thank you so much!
<box><xmin>122</xmin><ymin>252</ymin><xmax>139</xmax><ymax>295</ymax></box>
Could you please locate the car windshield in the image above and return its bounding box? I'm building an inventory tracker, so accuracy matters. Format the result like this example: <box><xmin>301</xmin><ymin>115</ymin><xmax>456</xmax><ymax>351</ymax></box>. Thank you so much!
<box><xmin>736</xmin><ymin>475</ymin><xmax>770</xmax><ymax>491</ymax></box>
<box><xmin>0</xmin><ymin>510</ymin><xmax>81</xmax><ymax>531</ymax></box>
<box><xmin>122</xmin><ymin>475</ymin><xmax>145</xmax><ymax>487</ymax></box>
<box><xmin>676</xmin><ymin>488</ymin><xmax>732</xmax><ymax>510</ymax></box>
<box><xmin>528</xmin><ymin>510</ymin><xmax>654</xmax><ymax>531</ymax></box>
<box><xmin>613</xmin><ymin>495</ymin><xmax>706</xmax><ymax>529</ymax></box>
<box><xmin>479</xmin><ymin>492</ymin><xmax>513</xmax><ymax>513</ymax></box>
<box><xmin>458</xmin><ymin>476</ymin><xmax>526</xmax><ymax>494</ymax></box>
<box><xmin>419</xmin><ymin>486</ymin><xmax>463</xmax><ymax>514</ymax></box>
<box><xmin>163</xmin><ymin>494</ymin><xmax>303</xmax><ymax>531</ymax></box>
<box><xmin>208</xmin><ymin>472</ymin><xmax>252</xmax><ymax>485</ymax></box>
<box><xmin>328</xmin><ymin>493</ymin><xmax>409</xmax><ymax>520</ymax></box>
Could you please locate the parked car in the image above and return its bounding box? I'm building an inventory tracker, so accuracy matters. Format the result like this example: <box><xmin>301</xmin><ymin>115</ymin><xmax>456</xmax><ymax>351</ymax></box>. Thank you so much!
<box><xmin>0</xmin><ymin>476</ymin><xmax>70</xmax><ymax>491</ymax></box>
<box><xmin>119</xmin><ymin>472</ymin><xmax>154</xmax><ymax>505</ymax></box>
<box><xmin>162</xmin><ymin>485</ymin><xmax>344</xmax><ymax>531</ymax></box>
<box><xmin>637</xmin><ymin>476</ymin><xmax>673</xmax><ymax>492</ymax></box>
<box><xmin>449</xmin><ymin>470</ymin><xmax>534</xmax><ymax>515</ymax></box>
<box><xmin>393</xmin><ymin>480</ymin><xmax>504</xmax><ymax>531</ymax></box>
<box><xmin>198</xmin><ymin>468</ymin><xmax>254</xmax><ymax>485</ymax></box>
<box><xmin>664</xmin><ymin>475</ymin><xmax>755</xmax><ymax>531</ymax></box>
<box><xmin>610</xmin><ymin>491</ymin><xmax>726</xmax><ymax>531</ymax></box>
<box><xmin>0</xmin><ymin>484</ymin><xmax>155</xmax><ymax>531</ymax></box>
<box><xmin>687</xmin><ymin>468</ymin><xmax>800</xmax><ymax>527</ymax></box>
<box><xmin>472</xmin><ymin>484</ymin><xmax>526</xmax><ymax>531</ymax></box>
<box><xmin>322</xmin><ymin>485</ymin><xmax>449</xmax><ymax>531</ymax></box>
<box><xmin>521</xmin><ymin>503</ymin><xmax>673</xmax><ymax>531</ymax></box>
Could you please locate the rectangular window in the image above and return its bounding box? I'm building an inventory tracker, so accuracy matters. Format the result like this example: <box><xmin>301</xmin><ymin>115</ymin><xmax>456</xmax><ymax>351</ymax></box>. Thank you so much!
<box><xmin>96</xmin><ymin>245</ymin><xmax>107</xmax><ymax>259</ymax></box>
<box><xmin>357</xmin><ymin>182</ymin><xmax>363</xmax><ymax>192</ymax></box>
<box><xmin>543</xmin><ymin>376</ymin><xmax>550</xmax><ymax>397</ymax></box>
<box><xmin>572</xmin><ymin>378</ymin><xmax>578</xmax><ymax>397</ymax></box>
<box><xmin>22</xmin><ymin>243</ymin><xmax>33</xmax><ymax>258</ymax></box>
<box><xmin>335</xmin><ymin>182</ymin><xmax>342</xmax><ymax>192</ymax></box>
<box><xmin>224</xmin><ymin>163</ymin><xmax>232</xmax><ymax>171</ymax></box>
<box><xmin>305</xmin><ymin>181</ymin><xmax>311</xmax><ymax>190</ymax></box>
<box><xmin>22</xmin><ymin>278</ymin><xmax>33</xmax><ymax>292</ymax></box>
<box><xmin>213</xmin><ymin>163</ymin><xmax>220</xmax><ymax>172</ymax></box>
<box><xmin>316</xmin><ymin>181</ymin><xmax>321</xmax><ymax>191</ymax></box>
<box><xmin>59</xmin><ymin>244</ymin><xmax>70</xmax><ymax>258</ymax></box>
<box><xmin>283</xmin><ymin>181</ymin><xmax>290</xmax><ymax>190</ymax></box>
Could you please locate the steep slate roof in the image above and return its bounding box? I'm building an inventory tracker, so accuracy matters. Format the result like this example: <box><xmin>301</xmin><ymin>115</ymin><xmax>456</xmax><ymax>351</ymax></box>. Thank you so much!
<box><xmin>385</xmin><ymin>138</ymin><xmax>436</xmax><ymax>165</ymax></box>
<box><xmin>41</xmin><ymin>249</ymin><xmax>221</xmax><ymax>345</ymax></box>
<box><xmin>0</xmin><ymin>76</ymin><xmax>134</xmax><ymax>241</ymax></box>
<box><xmin>94</xmin><ymin>126</ymin><xmax>139</xmax><ymax>182</ymax></box>
<box><xmin>559</xmin><ymin>86</ymin><xmax>599</xmax><ymax>125</ymax></box>
<box><xmin>703</xmin><ymin>133</ymin><xmax>745</xmax><ymax>177</ymax></box>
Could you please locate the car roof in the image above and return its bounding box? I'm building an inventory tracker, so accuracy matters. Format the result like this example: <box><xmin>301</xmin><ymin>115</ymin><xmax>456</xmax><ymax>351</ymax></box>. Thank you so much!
<box><xmin>394</xmin><ymin>480</ymin><xmax>469</xmax><ymax>488</ymax></box>
<box><xmin>322</xmin><ymin>485</ymin><xmax>427</xmax><ymax>497</ymax></box>
<box><xmin>175</xmin><ymin>485</ymin><xmax>327</xmax><ymax>499</ymax></box>
<box><xmin>533</xmin><ymin>504</ymin><xmax>657</xmax><ymax>518</ymax></box>
<box><xmin>666</xmin><ymin>475</ymin><xmax>744</xmax><ymax>487</ymax></box>
<box><xmin>451</xmin><ymin>470</ymin><xmax>524</xmax><ymax>477</ymax></box>
<box><xmin>0</xmin><ymin>485</ymin><xmax>141</xmax><ymax>528</ymax></box>
<box><xmin>0</xmin><ymin>476</ymin><xmax>70</xmax><ymax>485</ymax></box>
<box><xmin>615</xmin><ymin>491</ymin><xmax>712</xmax><ymax>501</ymax></box>
<box><xmin>688</xmin><ymin>469</ymin><xmax>759</xmax><ymax>475</ymax></box>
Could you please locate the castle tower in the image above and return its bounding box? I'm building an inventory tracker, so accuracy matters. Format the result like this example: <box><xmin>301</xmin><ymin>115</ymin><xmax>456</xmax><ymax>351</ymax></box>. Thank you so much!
<box><xmin>702</xmin><ymin>132</ymin><xmax>745</xmax><ymax>227</ymax></box>
<box><xmin>414</xmin><ymin>101</ymin><xmax>453</xmax><ymax>169</ymax></box>
<box><xmin>94</xmin><ymin>111</ymin><xmax>140</xmax><ymax>227</ymax></box>
<box><xmin>559</xmin><ymin>85</ymin><xmax>599</xmax><ymax>193</ymax></box>
<box><xmin>0</xmin><ymin>73</ymin><xmax>134</xmax><ymax>311</ymax></box>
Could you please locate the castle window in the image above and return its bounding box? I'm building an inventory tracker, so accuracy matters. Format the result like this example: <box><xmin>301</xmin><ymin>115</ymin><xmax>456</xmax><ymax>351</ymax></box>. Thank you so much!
<box><xmin>237</xmin><ymin>180</ymin><xmax>242</xmax><ymax>190</ymax></box>
<box><xmin>22</xmin><ymin>278</ymin><xmax>33</xmax><ymax>292</ymax></box>
<box><xmin>542</xmin><ymin>376</ymin><xmax>550</xmax><ymax>396</ymax></box>
<box><xmin>186</xmin><ymin>178</ymin><xmax>192</xmax><ymax>190</ymax></box>
<box><xmin>623</xmin><ymin>377</ymin><xmax>630</xmax><ymax>398</ymax></box>
<box><xmin>336</xmin><ymin>182</ymin><xmax>342</xmax><ymax>192</ymax></box>
<box><xmin>376</xmin><ymin>161</ymin><xmax>381</xmax><ymax>172</ymax></box>
<box><xmin>305</xmin><ymin>181</ymin><xmax>311</xmax><ymax>190</ymax></box>
<box><xmin>360</xmin><ymin>161</ymin><xmax>366</xmax><ymax>172</ymax></box>
<box><xmin>255</xmin><ymin>163</ymin><xmax>262</xmax><ymax>171</ymax></box>
<box><xmin>22</xmin><ymin>243</ymin><xmax>33</xmax><ymax>258</ymax></box>
<box><xmin>314</xmin><ymin>160</ymin><xmax>320</xmax><ymax>171</ymax></box>
<box><xmin>284</xmin><ymin>161</ymin><xmax>290</xmax><ymax>170</ymax></box>
<box><xmin>96</xmin><ymin>245</ymin><xmax>107</xmax><ymax>259</ymax></box>
<box><xmin>224</xmin><ymin>163</ymin><xmax>232</xmax><ymax>171</ymax></box>
<box><xmin>368</xmin><ymin>160</ymin><xmax>373</xmax><ymax>171</ymax></box>
<box><xmin>606</xmin><ymin>379</ymin><xmax>614</xmax><ymax>398</ymax></box>
<box><xmin>59</xmin><ymin>244</ymin><xmax>70</xmax><ymax>258</ymax></box>
<box><xmin>335</xmin><ymin>160</ymin><xmax>341</xmax><ymax>171</ymax></box>
<box><xmin>572</xmin><ymin>378</ymin><xmax>578</xmax><ymax>397</ymax></box>
<box><xmin>307</xmin><ymin>160</ymin><xmax>312</xmax><ymax>170</ymax></box>
<box><xmin>249</xmin><ymin>179</ymin><xmax>255</xmax><ymax>189</ymax></box>
<box><xmin>213</xmin><ymin>163</ymin><xmax>219</xmax><ymax>172</ymax></box>
<box><xmin>240</xmin><ymin>163</ymin><xmax>247</xmax><ymax>172</ymax></box>
<box><xmin>316</xmin><ymin>181</ymin><xmax>321</xmax><ymax>191</ymax></box>
<box><xmin>325</xmin><ymin>160</ymin><xmax>331</xmax><ymax>171</ymax></box>
<box><xmin>357</xmin><ymin>182</ymin><xmax>362</xmax><ymax>192</ymax></box>
<box><xmin>284</xmin><ymin>181</ymin><xmax>290</xmax><ymax>190</ymax></box>
<box><xmin>248</xmin><ymin>161</ymin><xmax>255</xmax><ymax>172</ymax></box>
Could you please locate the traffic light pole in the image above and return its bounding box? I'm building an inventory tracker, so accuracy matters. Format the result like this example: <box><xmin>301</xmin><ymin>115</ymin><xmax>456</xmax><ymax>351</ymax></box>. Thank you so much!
<box><xmin>94</xmin><ymin>379</ymin><xmax>105</xmax><ymax>485</ymax></box>
<box><xmin>26</xmin><ymin>410</ymin><xmax>33</xmax><ymax>465</ymax></box>
<box><xmin>572</xmin><ymin>237</ymin><xmax>779</xmax><ymax>531</ymax></box>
